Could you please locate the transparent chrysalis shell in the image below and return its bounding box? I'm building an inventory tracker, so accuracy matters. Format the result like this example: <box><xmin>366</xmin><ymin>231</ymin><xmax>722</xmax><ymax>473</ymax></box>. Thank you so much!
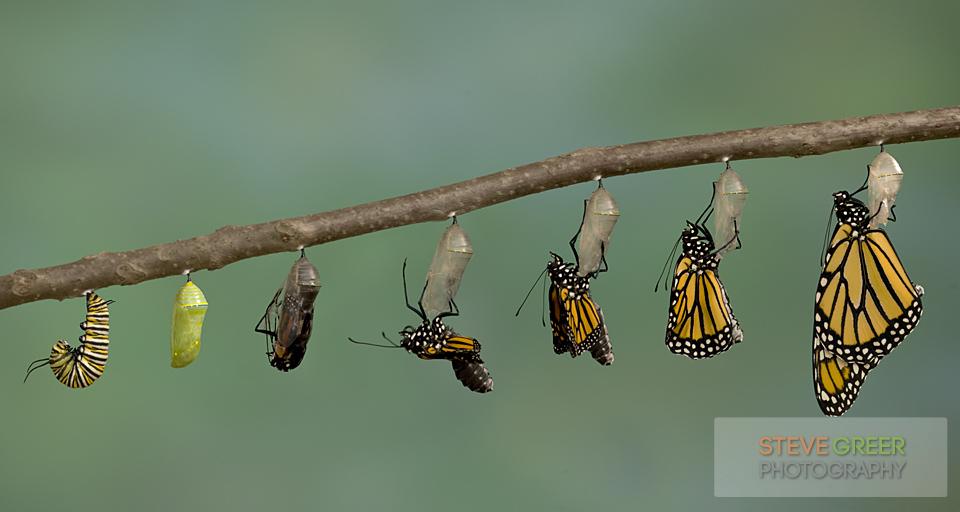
<box><xmin>421</xmin><ymin>222</ymin><xmax>473</xmax><ymax>320</ymax></box>
<box><xmin>271</xmin><ymin>255</ymin><xmax>321</xmax><ymax>371</ymax></box>
<box><xmin>867</xmin><ymin>151</ymin><xmax>903</xmax><ymax>229</ymax></box>
<box><xmin>576</xmin><ymin>186</ymin><xmax>620</xmax><ymax>277</ymax></box>
<box><xmin>713</xmin><ymin>166</ymin><xmax>748</xmax><ymax>257</ymax></box>
<box><xmin>170</xmin><ymin>280</ymin><xmax>208</xmax><ymax>368</ymax></box>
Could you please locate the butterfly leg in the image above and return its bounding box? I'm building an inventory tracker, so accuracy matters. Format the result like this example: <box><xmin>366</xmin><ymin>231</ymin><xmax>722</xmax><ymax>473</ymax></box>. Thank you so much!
<box><xmin>254</xmin><ymin>289</ymin><xmax>282</xmax><ymax>334</ymax></box>
<box><xmin>568</xmin><ymin>199</ymin><xmax>587</xmax><ymax>264</ymax></box>
<box><xmin>437</xmin><ymin>298</ymin><xmax>460</xmax><ymax>319</ymax></box>
<box><xmin>714</xmin><ymin>219</ymin><xmax>742</xmax><ymax>255</ymax></box>
<box><xmin>694</xmin><ymin>181</ymin><xmax>717</xmax><ymax>226</ymax></box>
<box><xmin>402</xmin><ymin>258</ymin><xmax>427</xmax><ymax>321</ymax></box>
<box><xmin>599</xmin><ymin>241</ymin><xmax>610</xmax><ymax>273</ymax></box>
<box><xmin>853</xmin><ymin>165</ymin><xmax>870</xmax><ymax>195</ymax></box>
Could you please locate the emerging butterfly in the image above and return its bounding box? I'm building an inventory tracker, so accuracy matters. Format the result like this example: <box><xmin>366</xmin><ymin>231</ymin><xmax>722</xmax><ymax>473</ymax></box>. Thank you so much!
<box><xmin>659</xmin><ymin>195</ymin><xmax>742</xmax><ymax>359</ymax></box>
<box><xmin>546</xmin><ymin>252</ymin><xmax>613</xmax><ymax>365</ymax></box>
<box><xmin>812</xmin><ymin>188</ymin><xmax>924</xmax><ymax>416</ymax></box>
<box><xmin>517</xmin><ymin>195</ymin><xmax>614</xmax><ymax>366</ymax></box>
<box><xmin>350</xmin><ymin>260</ymin><xmax>493</xmax><ymax>393</ymax></box>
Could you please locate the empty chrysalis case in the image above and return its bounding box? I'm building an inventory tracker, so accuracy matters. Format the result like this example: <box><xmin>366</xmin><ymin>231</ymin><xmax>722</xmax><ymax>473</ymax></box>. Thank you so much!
<box><xmin>171</xmin><ymin>280</ymin><xmax>208</xmax><ymax>368</ymax></box>
<box><xmin>867</xmin><ymin>151</ymin><xmax>903</xmax><ymax>229</ymax></box>
<box><xmin>712</xmin><ymin>166</ymin><xmax>748</xmax><ymax>257</ymax></box>
<box><xmin>421</xmin><ymin>222</ymin><xmax>473</xmax><ymax>320</ymax></box>
<box><xmin>576</xmin><ymin>185</ymin><xmax>620</xmax><ymax>277</ymax></box>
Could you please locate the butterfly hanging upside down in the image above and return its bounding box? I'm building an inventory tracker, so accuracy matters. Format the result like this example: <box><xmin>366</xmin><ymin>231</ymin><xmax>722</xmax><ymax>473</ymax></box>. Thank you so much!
<box><xmin>812</xmin><ymin>190</ymin><xmax>924</xmax><ymax>416</ymax></box>
<box><xmin>351</xmin><ymin>260</ymin><xmax>493</xmax><ymax>394</ymax></box>
<box><xmin>546</xmin><ymin>251</ymin><xmax>614</xmax><ymax>365</ymax></box>
<box><xmin>661</xmin><ymin>204</ymin><xmax>743</xmax><ymax>359</ymax></box>
<box><xmin>516</xmin><ymin>194</ymin><xmax>614</xmax><ymax>366</ymax></box>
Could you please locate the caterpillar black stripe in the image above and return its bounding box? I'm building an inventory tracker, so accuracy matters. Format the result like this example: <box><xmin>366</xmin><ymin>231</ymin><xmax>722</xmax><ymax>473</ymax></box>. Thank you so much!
<box><xmin>24</xmin><ymin>291</ymin><xmax>114</xmax><ymax>389</ymax></box>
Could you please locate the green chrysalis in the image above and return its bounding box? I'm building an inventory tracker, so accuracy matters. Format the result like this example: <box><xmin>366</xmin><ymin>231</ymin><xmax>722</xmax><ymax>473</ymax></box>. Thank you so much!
<box><xmin>171</xmin><ymin>279</ymin><xmax>208</xmax><ymax>368</ymax></box>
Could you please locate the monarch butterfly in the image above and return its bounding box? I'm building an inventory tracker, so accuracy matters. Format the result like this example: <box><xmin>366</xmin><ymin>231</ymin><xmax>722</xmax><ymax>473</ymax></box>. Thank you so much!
<box><xmin>256</xmin><ymin>251</ymin><xmax>321</xmax><ymax>371</ymax></box>
<box><xmin>660</xmin><ymin>188</ymin><xmax>743</xmax><ymax>359</ymax></box>
<box><xmin>170</xmin><ymin>276</ymin><xmax>208</xmax><ymax>368</ymax></box>
<box><xmin>812</xmin><ymin>190</ymin><xmax>923</xmax><ymax>416</ymax></box>
<box><xmin>399</xmin><ymin>315</ymin><xmax>493</xmax><ymax>394</ymax></box>
<box><xmin>421</xmin><ymin>218</ymin><xmax>473</xmax><ymax>321</ymax></box>
<box><xmin>24</xmin><ymin>291</ymin><xmax>114</xmax><ymax>389</ymax></box>
<box><xmin>350</xmin><ymin>259</ymin><xmax>493</xmax><ymax>393</ymax></box>
<box><xmin>546</xmin><ymin>252</ymin><xmax>613</xmax><ymax>364</ymax></box>
<box><xmin>814</xmin><ymin>191</ymin><xmax>923</xmax><ymax>368</ymax></box>
<box><xmin>516</xmin><ymin>188</ymin><xmax>614</xmax><ymax>366</ymax></box>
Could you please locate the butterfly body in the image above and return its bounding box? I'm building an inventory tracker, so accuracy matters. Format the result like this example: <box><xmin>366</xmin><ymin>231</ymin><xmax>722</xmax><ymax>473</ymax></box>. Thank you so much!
<box><xmin>665</xmin><ymin>222</ymin><xmax>742</xmax><ymax>359</ymax></box>
<box><xmin>399</xmin><ymin>316</ymin><xmax>492</xmax><ymax>393</ymax></box>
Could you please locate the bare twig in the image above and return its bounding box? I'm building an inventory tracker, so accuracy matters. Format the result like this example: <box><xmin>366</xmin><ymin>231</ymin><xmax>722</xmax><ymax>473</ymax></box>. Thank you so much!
<box><xmin>2</xmin><ymin>106</ymin><xmax>958</xmax><ymax>310</ymax></box>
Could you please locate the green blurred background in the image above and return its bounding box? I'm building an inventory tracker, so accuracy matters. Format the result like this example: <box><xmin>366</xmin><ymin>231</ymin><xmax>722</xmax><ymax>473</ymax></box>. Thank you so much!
<box><xmin>1</xmin><ymin>1</ymin><xmax>958</xmax><ymax>510</ymax></box>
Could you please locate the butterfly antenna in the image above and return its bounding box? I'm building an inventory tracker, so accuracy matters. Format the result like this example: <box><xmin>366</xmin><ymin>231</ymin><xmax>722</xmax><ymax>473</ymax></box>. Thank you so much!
<box><xmin>819</xmin><ymin>205</ymin><xmax>835</xmax><ymax>266</ymax></box>
<box><xmin>516</xmin><ymin>267</ymin><xmax>548</xmax><ymax>317</ymax></box>
<box><xmin>655</xmin><ymin>234</ymin><xmax>683</xmax><ymax>292</ymax></box>
<box><xmin>540</xmin><ymin>269</ymin><xmax>547</xmax><ymax>327</ymax></box>
<box><xmin>568</xmin><ymin>199</ymin><xmax>588</xmax><ymax>266</ymax></box>
<box><xmin>23</xmin><ymin>357</ymin><xmax>50</xmax><ymax>383</ymax></box>
<box><xmin>851</xmin><ymin>165</ymin><xmax>870</xmax><ymax>196</ymax></box>
<box><xmin>694</xmin><ymin>181</ymin><xmax>718</xmax><ymax>226</ymax></box>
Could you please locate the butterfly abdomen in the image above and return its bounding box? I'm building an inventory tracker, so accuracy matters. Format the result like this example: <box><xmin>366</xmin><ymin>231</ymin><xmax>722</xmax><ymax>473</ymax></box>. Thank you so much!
<box><xmin>452</xmin><ymin>357</ymin><xmax>494</xmax><ymax>393</ymax></box>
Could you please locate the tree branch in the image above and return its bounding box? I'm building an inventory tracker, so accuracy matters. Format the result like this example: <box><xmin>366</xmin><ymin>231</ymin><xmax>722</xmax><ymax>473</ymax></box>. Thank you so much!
<box><xmin>3</xmin><ymin>106</ymin><xmax>958</xmax><ymax>310</ymax></box>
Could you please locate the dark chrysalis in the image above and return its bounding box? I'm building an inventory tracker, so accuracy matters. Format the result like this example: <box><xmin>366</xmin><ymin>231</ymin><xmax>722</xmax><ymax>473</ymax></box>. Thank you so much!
<box><xmin>256</xmin><ymin>251</ymin><xmax>321</xmax><ymax>371</ymax></box>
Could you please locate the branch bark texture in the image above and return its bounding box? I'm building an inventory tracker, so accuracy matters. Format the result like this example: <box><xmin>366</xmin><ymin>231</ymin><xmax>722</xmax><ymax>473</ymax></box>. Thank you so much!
<box><xmin>3</xmin><ymin>106</ymin><xmax>959</xmax><ymax>310</ymax></box>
